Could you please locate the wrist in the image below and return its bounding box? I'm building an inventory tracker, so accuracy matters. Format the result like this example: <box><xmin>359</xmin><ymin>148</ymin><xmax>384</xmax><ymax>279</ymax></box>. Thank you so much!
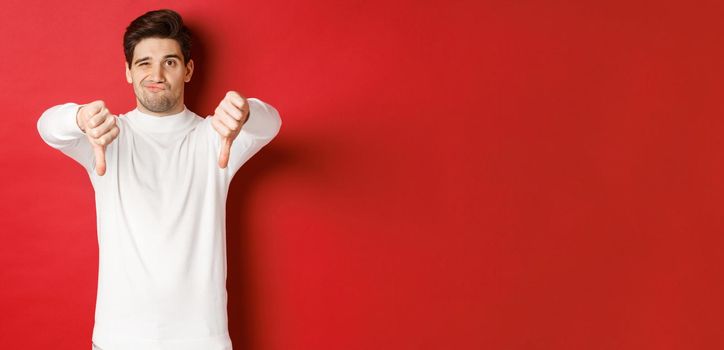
<box><xmin>76</xmin><ymin>105</ymin><xmax>86</xmax><ymax>133</ymax></box>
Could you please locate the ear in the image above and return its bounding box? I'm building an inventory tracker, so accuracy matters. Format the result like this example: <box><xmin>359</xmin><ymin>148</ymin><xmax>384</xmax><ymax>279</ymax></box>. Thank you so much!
<box><xmin>125</xmin><ymin>61</ymin><xmax>132</xmax><ymax>84</ymax></box>
<box><xmin>184</xmin><ymin>59</ymin><xmax>194</xmax><ymax>83</ymax></box>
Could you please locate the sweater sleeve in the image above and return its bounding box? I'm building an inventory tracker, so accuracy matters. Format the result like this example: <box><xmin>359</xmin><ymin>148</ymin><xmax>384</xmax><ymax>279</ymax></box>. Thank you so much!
<box><xmin>37</xmin><ymin>102</ymin><xmax>95</xmax><ymax>173</ymax></box>
<box><xmin>208</xmin><ymin>97</ymin><xmax>282</xmax><ymax>177</ymax></box>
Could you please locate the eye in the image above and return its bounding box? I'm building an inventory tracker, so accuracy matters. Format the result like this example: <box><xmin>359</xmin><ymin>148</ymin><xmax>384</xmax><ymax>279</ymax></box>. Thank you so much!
<box><xmin>165</xmin><ymin>60</ymin><xmax>176</xmax><ymax>66</ymax></box>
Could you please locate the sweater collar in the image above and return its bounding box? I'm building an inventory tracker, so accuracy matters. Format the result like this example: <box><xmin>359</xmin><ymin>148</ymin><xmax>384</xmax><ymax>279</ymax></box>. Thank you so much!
<box><xmin>126</xmin><ymin>105</ymin><xmax>196</xmax><ymax>133</ymax></box>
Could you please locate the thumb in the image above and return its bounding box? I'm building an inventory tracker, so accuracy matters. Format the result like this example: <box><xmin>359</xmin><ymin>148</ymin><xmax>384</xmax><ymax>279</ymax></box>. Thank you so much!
<box><xmin>218</xmin><ymin>137</ymin><xmax>232</xmax><ymax>169</ymax></box>
<box><xmin>93</xmin><ymin>143</ymin><xmax>107</xmax><ymax>176</ymax></box>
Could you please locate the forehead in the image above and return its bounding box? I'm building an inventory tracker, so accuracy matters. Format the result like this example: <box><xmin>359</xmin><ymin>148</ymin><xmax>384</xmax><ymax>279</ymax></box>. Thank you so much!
<box><xmin>133</xmin><ymin>37</ymin><xmax>182</xmax><ymax>59</ymax></box>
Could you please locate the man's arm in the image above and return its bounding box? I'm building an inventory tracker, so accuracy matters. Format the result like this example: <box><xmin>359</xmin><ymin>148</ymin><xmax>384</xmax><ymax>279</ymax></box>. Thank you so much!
<box><xmin>37</xmin><ymin>103</ymin><xmax>95</xmax><ymax>173</ymax></box>
<box><xmin>37</xmin><ymin>101</ymin><xmax>120</xmax><ymax>176</ymax></box>
<box><xmin>208</xmin><ymin>96</ymin><xmax>282</xmax><ymax>177</ymax></box>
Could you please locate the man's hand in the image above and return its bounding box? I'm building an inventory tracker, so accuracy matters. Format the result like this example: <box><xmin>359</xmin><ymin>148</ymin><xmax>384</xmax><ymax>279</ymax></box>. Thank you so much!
<box><xmin>210</xmin><ymin>91</ymin><xmax>250</xmax><ymax>169</ymax></box>
<box><xmin>76</xmin><ymin>101</ymin><xmax>119</xmax><ymax>176</ymax></box>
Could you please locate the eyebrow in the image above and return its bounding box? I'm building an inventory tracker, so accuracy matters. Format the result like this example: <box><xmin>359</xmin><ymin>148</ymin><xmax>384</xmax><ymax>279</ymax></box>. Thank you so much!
<box><xmin>134</xmin><ymin>54</ymin><xmax>182</xmax><ymax>65</ymax></box>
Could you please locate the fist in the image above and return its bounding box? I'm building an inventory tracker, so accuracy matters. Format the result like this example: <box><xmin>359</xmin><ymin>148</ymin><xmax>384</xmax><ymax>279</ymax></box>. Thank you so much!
<box><xmin>210</xmin><ymin>91</ymin><xmax>249</xmax><ymax>169</ymax></box>
<box><xmin>76</xmin><ymin>100</ymin><xmax>119</xmax><ymax>176</ymax></box>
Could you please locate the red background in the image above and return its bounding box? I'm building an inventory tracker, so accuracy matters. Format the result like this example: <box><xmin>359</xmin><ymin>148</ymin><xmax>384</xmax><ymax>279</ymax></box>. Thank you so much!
<box><xmin>2</xmin><ymin>0</ymin><xmax>724</xmax><ymax>349</ymax></box>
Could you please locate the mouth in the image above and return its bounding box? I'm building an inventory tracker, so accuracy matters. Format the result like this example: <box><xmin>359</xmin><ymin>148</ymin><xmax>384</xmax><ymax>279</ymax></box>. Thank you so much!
<box><xmin>144</xmin><ymin>84</ymin><xmax>166</xmax><ymax>92</ymax></box>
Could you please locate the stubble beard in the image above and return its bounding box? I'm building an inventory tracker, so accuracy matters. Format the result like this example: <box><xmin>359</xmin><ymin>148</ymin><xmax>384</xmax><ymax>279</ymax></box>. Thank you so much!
<box><xmin>137</xmin><ymin>85</ymin><xmax>176</xmax><ymax>113</ymax></box>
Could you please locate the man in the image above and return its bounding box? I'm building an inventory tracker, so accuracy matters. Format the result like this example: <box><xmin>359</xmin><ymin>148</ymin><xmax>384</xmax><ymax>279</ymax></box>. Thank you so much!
<box><xmin>36</xmin><ymin>9</ymin><xmax>281</xmax><ymax>350</ymax></box>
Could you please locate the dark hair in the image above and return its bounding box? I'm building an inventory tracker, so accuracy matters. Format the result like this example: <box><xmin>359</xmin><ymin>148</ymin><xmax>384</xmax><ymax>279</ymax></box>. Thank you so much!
<box><xmin>123</xmin><ymin>9</ymin><xmax>192</xmax><ymax>68</ymax></box>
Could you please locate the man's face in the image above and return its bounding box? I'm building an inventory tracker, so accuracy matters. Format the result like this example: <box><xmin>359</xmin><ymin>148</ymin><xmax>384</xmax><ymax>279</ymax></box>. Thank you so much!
<box><xmin>125</xmin><ymin>37</ymin><xmax>194</xmax><ymax>115</ymax></box>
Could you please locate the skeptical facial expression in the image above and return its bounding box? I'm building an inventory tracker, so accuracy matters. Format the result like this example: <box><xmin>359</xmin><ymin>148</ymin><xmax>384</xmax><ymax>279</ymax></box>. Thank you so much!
<box><xmin>125</xmin><ymin>37</ymin><xmax>194</xmax><ymax>116</ymax></box>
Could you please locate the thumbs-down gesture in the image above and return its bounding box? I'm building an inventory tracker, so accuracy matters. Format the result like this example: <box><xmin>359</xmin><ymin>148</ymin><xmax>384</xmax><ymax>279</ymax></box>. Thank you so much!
<box><xmin>210</xmin><ymin>91</ymin><xmax>250</xmax><ymax>169</ymax></box>
<box><xmin>76</xmin><ymin>100</ymin><xmax>119</xmax><ymax>176</ymax></box>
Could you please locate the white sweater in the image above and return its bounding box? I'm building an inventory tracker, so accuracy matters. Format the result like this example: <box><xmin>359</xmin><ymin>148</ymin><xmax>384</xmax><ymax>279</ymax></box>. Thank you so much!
<box><xmin>37</xmin><ymin>98</ymin><xmax>282</xmax><ymax>350</ymax></box>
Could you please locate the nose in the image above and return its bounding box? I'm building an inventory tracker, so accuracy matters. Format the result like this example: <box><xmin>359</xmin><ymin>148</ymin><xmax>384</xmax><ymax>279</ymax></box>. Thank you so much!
<box><xmin>150</xmin><ymin>62</ymin><xmax>165</xmax><ymax>82</ymax></box>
